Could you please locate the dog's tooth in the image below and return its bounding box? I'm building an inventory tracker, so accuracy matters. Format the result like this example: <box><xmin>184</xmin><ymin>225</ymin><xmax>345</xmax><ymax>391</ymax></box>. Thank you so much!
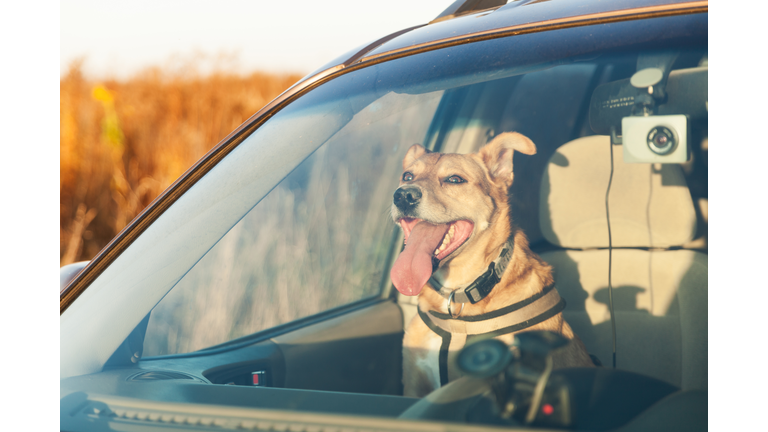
<box><xmin>435</xmin><ymin>242</ymin><xmax>449</xmax><ymax>256</ymax></box>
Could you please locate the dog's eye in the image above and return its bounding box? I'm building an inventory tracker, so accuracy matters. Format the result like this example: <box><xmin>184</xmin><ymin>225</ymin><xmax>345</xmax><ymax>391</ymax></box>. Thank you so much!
<box><xmin>446</xmin><ymin>175</ymin><xmax>465</xmax><ymax>184</ymax></box>
<box><xmin>402</xmin><ymin>172</ymin><xmax>414</xmax><ymax>181</ymax></box>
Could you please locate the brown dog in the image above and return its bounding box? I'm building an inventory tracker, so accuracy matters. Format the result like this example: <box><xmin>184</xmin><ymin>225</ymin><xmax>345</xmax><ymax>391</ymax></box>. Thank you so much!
<box><xmin>390</xmin><ymin>132</ymin><xmax>594</xmax><ymax>398</ymax></box>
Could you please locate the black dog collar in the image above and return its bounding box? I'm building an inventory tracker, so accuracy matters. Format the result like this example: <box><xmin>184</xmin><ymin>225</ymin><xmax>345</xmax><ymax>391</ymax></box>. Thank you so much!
<box><xmin>428</xmin><ymin>239</ymin><xmax>514</xmax><ymax>304</ymax></box>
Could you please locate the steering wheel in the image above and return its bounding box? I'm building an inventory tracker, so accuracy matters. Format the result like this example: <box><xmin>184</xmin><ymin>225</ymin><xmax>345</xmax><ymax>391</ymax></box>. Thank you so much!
<box><xmin>398</xmin><ymin>375</ymin><xmax>501</xmax><ymax>424</ymax></box>
<box><xmin>399</xmin><ymin>333</ymin><xmax>569</xmax><ymax>426</ymax></box>
<box><xmin>398</xmin><ymin>333</ymin><xmax>686</xmax><ymax>430</ymax></box>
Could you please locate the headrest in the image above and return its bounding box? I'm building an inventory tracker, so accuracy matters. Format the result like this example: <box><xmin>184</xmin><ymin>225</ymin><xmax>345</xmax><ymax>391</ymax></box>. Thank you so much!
<box><xmin>539</xmin><ymin>135</ymin><xmax>696</xmax><ymax>248</ymax></box>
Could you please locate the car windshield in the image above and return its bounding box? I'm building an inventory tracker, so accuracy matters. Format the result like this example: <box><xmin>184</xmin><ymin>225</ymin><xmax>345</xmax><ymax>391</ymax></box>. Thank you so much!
<box><xmin>61</xmin><ymin>11</ymin><xmax>707</xmax><ymax>430</ymax></box>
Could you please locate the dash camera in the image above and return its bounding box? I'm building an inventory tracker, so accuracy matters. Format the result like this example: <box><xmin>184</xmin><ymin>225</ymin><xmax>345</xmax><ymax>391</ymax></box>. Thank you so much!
<box><xmin>622</xmin><ymin>114</ymin><xmax>689</xmax><ymax>164</ymax></box>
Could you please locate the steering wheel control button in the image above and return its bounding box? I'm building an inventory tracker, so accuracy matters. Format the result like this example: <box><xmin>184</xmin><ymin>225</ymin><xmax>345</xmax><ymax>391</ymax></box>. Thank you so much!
<box><xmin>252</xmin><ymin>370</ymin><xmax>268</xmax><ymax>386</ymax></box>
<box><xmin>457</xmin><ymin>339</ymin><xmax>512</xmax><ymax>378</ymax></box>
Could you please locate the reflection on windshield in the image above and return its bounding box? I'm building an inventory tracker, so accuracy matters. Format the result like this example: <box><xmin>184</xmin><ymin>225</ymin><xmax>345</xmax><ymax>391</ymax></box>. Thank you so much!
<box><xmin>145</xmin><ymin>44</ymin><xmax>708</xmax><ymax>357</ymax></box>
<box><xmin>144</xmin><ymin>91</ymin><xmax>444</xmax><ymax>356</ymax></box>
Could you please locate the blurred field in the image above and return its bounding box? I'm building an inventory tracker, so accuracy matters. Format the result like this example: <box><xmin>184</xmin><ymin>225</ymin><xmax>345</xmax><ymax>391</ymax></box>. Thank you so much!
<box><xmin>60</xmin><ymin>61</ymin><xmax>303</xmax><ymax>265</ymax></box>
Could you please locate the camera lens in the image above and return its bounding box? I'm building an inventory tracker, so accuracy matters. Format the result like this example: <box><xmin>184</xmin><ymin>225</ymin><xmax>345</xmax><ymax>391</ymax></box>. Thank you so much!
<box><xmin>646</xmin><ymin>126</ymin><xmax>677</xmax><ymax>155</ymax></box>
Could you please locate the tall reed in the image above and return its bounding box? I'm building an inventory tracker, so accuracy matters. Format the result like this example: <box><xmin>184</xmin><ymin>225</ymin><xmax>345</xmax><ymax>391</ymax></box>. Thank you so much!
<box><xmin>60</xmin><ymin>61</ymin><xmax>302</xmax><ymax>265</ymax></box>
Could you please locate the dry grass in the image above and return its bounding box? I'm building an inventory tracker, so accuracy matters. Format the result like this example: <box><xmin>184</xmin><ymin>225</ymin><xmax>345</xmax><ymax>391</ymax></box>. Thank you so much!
<box><xmin>60</xmin><ymin>61</ymin><xmax>303</xmax><ymax>265</ymax></box>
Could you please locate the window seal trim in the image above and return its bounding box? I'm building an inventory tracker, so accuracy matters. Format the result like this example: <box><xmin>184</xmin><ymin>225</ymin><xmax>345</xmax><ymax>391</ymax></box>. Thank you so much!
<box><xmin>358</xmin><ymin>1</ymin><xmax>708</xmax><ymax>65</ymax></box>
<box><xmin>139</xmin><ymin>296</ymin><xmax>394</xmax><ymax>360</ymax></box>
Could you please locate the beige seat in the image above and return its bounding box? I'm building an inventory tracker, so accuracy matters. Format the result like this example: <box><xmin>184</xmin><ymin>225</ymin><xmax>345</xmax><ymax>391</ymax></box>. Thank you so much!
<box><xmin>538</xmin><ymin>135</ymin><xmax>707</xmax><ymax>390</ymax></box>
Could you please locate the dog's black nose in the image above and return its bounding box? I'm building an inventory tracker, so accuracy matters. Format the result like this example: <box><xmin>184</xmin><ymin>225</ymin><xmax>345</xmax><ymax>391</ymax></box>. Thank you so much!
<box><xmin>393</xmin><ymin>186</ymin><xmax>422</xmax><ymax>211</ymax></box>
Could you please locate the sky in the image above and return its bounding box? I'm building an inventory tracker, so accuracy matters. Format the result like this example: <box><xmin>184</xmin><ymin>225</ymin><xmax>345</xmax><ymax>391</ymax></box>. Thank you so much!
<box><xmin>61</xmin><ymin>0</ymin><xmax>455</xmax><ymax>79</ymax></box>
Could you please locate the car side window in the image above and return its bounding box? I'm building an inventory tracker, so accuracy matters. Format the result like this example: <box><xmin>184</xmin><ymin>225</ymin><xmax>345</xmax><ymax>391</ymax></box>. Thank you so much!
<box><xmin>143</xmin><ymin>91</ymin><xmax>443</xmax><ymax>356</ymax></box>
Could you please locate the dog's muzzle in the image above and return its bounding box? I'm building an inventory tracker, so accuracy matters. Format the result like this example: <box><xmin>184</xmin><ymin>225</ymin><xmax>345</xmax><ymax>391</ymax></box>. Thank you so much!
<box><xmin>393</xmin><ymin>186</ymin><xmax>422</xmax><ymax>212</ymax></box>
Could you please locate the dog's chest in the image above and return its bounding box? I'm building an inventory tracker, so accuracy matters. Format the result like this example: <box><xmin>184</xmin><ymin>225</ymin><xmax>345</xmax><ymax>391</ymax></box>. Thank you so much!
<box><xmin>408</xmin><ymin>329</ymin><xmax>443</xmax><ymax>391</ymax></box>
<box><xmin>404</xmin><ymin>317</ymin><xmax>518</xmax><ymax>396</ymax></box>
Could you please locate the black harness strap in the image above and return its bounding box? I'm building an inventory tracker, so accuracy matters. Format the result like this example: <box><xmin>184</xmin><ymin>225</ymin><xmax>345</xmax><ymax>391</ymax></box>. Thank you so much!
<box><xmin>465</xmin><ymin>298</ymin><xmax>566</xmax><ymax>341</ymax></box>
<box><xmin>417</xmin><ymin>308</ymin><xmax>451</xmax><ymax>386</ymax></box>
<box><xmin>417</xmin><ymin>288</ymin><xmax>566</xmax><ymax>388</ymax></box>
<box><xmin>429</xmin><ymin>284</ymin><xmax>558</xmax><ymax>322</ymax></box>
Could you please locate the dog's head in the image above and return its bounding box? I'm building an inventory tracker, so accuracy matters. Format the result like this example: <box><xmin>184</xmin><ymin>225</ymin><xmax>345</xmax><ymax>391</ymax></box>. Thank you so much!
<box><xmin>390</xmin><ymin>132</ymin><xmax>536</xmax><ymax>296</ymax></box>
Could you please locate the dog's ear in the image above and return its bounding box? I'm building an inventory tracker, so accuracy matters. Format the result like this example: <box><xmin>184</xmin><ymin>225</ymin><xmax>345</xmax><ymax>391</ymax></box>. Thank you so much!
<box><xmin>403</xmin><ymin>144</ymin><xmax>429</xmax><ymax>169</ymax></box>
<box><xmin>478</xmin><ymin>132</ymin><xmax>536</xmax><ymax>186</ymax></box>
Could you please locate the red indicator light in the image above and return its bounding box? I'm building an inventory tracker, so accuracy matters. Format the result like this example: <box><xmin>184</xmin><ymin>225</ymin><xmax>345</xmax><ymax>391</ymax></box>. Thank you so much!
<box><xmin>542</xmin><ymin>404</ymin><xmax>554</xmax><ymax>415</ymax></box>
<box><xmin>251</xmin><ymin>370</ymin><xmax>267</xmax><ymax>386</ymax></box>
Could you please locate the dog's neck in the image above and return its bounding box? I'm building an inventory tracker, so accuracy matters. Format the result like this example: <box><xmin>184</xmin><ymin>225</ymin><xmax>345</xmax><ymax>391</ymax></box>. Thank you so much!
<box><xmin>431</xmin><ymin>205</ymin><xmax>513</xmax><ymax>289</ymax></box>
<box><xmin>430</xmin><ymin>233</ymin><xmax>508</xmax><ymax>290</ymax></box>
<box><xmin>421</xmin><ymin>225</ymin><xmax>553</xmax><ymax>316</ymax></box>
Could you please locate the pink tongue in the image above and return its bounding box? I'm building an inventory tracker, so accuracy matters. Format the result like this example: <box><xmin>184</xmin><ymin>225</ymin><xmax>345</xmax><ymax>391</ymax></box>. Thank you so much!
<box><xmin>390</xmin><ymin>221</ymin><xmax>450</xmax><ymax>296</ymax></box>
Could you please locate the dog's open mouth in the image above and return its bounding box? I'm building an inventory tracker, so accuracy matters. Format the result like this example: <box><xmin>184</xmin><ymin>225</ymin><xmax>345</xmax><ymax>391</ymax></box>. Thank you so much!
<box><xmin>390</xmin><ymin>218</ymin><xmax>474</xmax><ymax>296</ymax></box>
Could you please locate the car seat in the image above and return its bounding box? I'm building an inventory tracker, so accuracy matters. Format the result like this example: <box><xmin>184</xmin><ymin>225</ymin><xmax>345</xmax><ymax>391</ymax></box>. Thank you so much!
<box><xmin>538</xmin><ymin>135</ymin><xmax>707</xmax><ymax>390</ymax></box>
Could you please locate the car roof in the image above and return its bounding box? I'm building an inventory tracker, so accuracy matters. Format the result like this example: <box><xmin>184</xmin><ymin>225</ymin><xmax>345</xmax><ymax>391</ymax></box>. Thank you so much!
<box><xmin>366</xmin><ymin>0</ymin><xmax>703</xmax><ymax>59</ymax></box>
<box><xmin>295</xmin><ymin>0</ymin><xmax>705</xmax><ymax>88</ymax></box>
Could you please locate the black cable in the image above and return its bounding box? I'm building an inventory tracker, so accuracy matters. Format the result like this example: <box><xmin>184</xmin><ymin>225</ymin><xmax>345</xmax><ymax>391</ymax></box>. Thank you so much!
<box><xmin>606</xmin><ymin>137</ymin><xmax>617</xmax><ymax>369</ymax></box>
